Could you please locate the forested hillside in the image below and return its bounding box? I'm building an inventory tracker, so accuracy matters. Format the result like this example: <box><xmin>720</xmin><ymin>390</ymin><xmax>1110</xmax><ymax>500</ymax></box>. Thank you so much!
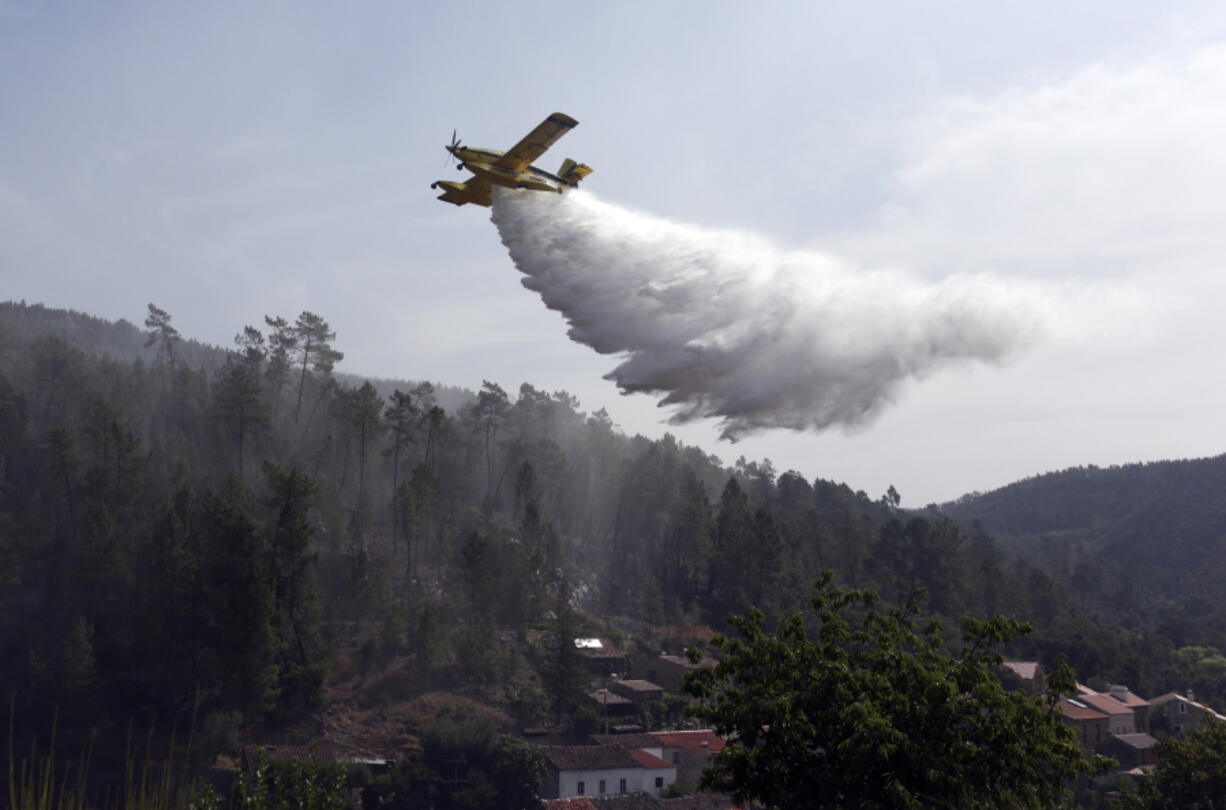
<box><xmin>0</xmin><ymin>300</ymin><xmax>1218</xmax><ymax>778</ymax></box>
<box><xmin>943</xmin><ymin>457</ymin><xmax>1226</xmax><ymax>704</ymax></box>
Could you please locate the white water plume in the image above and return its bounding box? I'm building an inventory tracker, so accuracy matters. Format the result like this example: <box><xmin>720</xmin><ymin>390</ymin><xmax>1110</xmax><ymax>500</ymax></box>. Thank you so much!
<box><xmin>490</xmin><ymin>188</ymin><xmax>1048</xmax><ymax>440</ymax></box>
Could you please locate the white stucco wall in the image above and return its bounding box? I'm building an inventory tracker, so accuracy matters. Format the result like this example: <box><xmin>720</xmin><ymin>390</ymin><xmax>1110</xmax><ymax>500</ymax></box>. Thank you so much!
<box><xmin>557</xmin><ymin>765</ymin><xmax>677</xmax><ymax>798</ymax></box>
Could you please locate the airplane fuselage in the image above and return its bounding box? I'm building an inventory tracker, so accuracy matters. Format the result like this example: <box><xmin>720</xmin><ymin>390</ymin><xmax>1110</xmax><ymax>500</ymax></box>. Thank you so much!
<box><xmin>451</xmin><ymin>146</ymin><xmax>578</xmax><ymax>193</ymax></box>
<box><xmin>431</xmin><ymin>113</ymin><xmax>591</xmax><ymax>207</ymax></box>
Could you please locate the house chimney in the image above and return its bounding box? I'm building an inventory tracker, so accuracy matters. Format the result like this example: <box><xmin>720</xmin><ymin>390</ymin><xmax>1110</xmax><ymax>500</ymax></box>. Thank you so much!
<box><xmin>1109</xmin><ymin>685</ymin><xmax>1128</xmax><ymax>702</ymax></box>
<box><xmin>1187</xmin><ymin>689</ymin><xmax>1195</xmax><ymax>702</ymax></box>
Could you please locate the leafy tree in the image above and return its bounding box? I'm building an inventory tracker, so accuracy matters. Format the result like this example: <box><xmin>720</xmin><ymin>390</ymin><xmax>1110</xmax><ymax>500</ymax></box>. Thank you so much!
<box><xmin>1115</xmin><ymin>719</ymin><xmax>1226</xmax><ymax>809</ymax></box>
<box><xmin>683</xmin><ymin>573</ymin><xmax>1107</xmax><ymax>809</ymax></box>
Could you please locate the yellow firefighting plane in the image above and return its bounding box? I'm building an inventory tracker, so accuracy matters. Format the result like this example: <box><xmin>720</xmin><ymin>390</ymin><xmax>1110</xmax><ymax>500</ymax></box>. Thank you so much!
<box><xmin>431</xmin><ymin>112</ymin><xmax>592</xmax><ymax>207</ymax></box>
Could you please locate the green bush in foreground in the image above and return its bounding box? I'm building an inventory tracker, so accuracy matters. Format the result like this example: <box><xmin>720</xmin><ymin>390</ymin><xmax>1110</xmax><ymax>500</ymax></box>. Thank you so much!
<box><xmin>683</xmin><ymin>573</ymin><xmax>1111</xmax><ymax>809</ymax></box>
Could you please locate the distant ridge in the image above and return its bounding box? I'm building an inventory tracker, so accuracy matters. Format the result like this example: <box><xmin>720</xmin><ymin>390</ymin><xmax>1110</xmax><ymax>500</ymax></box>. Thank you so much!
<box><xmin>942</xmin><ymin>454</ymin><xmax>1226</xmax><ymax>591</ymax></box>
<box><xmin>0</xmin><ymin>299</ymin><xmax>475</xmax><ymax>414</ymax></box>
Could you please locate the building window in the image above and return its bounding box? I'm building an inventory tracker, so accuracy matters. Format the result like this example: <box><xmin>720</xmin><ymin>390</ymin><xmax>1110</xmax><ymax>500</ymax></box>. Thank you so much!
<box><xmin>619</xmin><ymin>778</ymin><xmax>627</xmax><ymax>794</ymax></box>
<box><xmin>599</xmin><ymin>780</ymin><xmax>606</xmax><ymax>794</ymax></box>
<box><xmin>577</xmin><ymin>781</ymin><xmax>585</xmax><ymax>796</ymax></box>
<box><xmin>1180</xmin><ymin>702</ymin><xmax>1188</xmax><ymax>714</ymax></box>
<box><xmin>672</xmin><ymin>752</ymin><xmax>681</xmax><ymax>764</ymax></box>
<box><xmin>655</xmin><ymin>777</ymin><xmax>664</xmax><ymax>788</ymax></box>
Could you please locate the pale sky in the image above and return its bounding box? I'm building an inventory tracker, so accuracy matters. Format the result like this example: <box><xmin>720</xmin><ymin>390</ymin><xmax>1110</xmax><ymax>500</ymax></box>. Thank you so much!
<box><xmin>4</xmin><ymin>1</ymin><xmax>1226</xmax><ymax>505</ymax></box>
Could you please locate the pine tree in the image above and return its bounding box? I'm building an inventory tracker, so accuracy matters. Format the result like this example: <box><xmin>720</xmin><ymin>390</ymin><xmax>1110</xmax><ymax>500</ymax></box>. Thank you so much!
<box><xmin>263</xmin><ymin>461</ymin><xmax>327</xmax><ymax>715</ymax></box>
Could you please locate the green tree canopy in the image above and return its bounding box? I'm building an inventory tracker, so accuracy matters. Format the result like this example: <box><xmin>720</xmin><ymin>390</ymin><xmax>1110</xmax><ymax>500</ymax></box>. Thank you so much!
<box><xmin>683</xmin><ymin>573</ymin><xmax>1107</xmax><ymax>809</ymax></box>
<box><xmin>1117</xmin><ymin>718</ymin><xmax>1226</xmax><ymax>810</ymax></box>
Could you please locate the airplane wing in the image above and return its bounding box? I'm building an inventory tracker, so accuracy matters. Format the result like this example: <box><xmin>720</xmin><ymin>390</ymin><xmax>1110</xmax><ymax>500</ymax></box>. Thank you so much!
<box><xmin>436</xmin><ymin>176</ymin><xmax>493</xmax><ymax>207</ymax></box>
<box><xmin>436</xmin><ymin>187</ymin><xmax>471</xmax><ymax>206</ymax></box>
<box><xmin>494</xmin><ymin>113</ymin><xmax>578</xmax><ymax>173</ymax></box>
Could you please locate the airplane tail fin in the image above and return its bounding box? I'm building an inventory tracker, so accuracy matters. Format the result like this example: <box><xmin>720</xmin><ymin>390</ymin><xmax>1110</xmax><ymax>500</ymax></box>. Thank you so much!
<box><xmin>557</xmin><ymin>158</ymin><xmax>593</xmax><ymax>185</ymax></box>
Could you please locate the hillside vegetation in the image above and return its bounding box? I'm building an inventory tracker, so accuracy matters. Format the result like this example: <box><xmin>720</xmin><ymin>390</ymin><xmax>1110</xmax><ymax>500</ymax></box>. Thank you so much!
<box><xmin>0</xmin><ymin>300</ymin><xmax>1220</xmax><ymax>788</ymax></box>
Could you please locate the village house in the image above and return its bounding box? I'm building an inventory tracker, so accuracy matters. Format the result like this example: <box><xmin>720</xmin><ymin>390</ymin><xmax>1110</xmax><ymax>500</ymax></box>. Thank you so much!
<box><xmin>1103</xmin><ymin>685</ymin><xmax>1151</xmax><ymax>733</ymax></box>
<box><xmin>999</xmin><ymin>661</ymin><xmax>1047</xmax><ymax>695</ymax></box>
<box><xmin>590</xmin><ymin>733</ymin><xmax>664</xmax><ymax>758</ymax></box>
<box><xmin>1098</xmin><ymin>733</ymin><xmax>1159</xmax><ymax>771</ymax></box>
<box><xmin>638</xmin><ymin>654</ymin><xmax>718</xmax><ymax>695</ymax></box>
<box><xmin>645</xmin><ymin>730</ymin><xmax>725</xmax><ymax>788</ymax></box>
<box><xmin>1078</xmin><ymin>691</ymin><xmax>1137</xmax><ymax>736</ymax></box>
<box><xmin>590</xmin><ymin>688</ymin><xmax>637</xmax><ymax>719</ymax></box>
<box><xmin>538</xmin><ymin>745</ymin><xmax>677</xmax><ymax>800</ymax></box>
<box><xmin>590</xmin><ymin>729</ymin><xmax>726</xmax><ymax>789</ymax></box>
<box><xmin>609</xmin><ymin>679</ymin><xmax>666</xmax><ymax>704</ymax></box>
<box><xmin>1057</xmin><ymin>697</ymin><xmax>1113</xmax><ymax>748</ymax></box>
<box><xmin>577</xmin><ymin>638</ymin><xmax>630</xmax><ymax>676</ymax></box>
<box><xmin>1053</xmin><ymin>684</ymin><xmax>1163</xmax><ymax>768</ymax></box>
<box><xmin>1148</xmin><ymin>691</ymin><xmax>1226</xmax><ymax>736</ymax></box>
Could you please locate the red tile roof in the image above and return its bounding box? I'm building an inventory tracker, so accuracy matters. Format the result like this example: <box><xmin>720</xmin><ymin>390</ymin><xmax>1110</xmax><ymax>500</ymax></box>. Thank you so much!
<box><xmin>1057</xmin><ymin>698</ymin><xmax>1108</xmax><ymax>721</ymax></box>
<box><xmin>661</xmin><ymin>794</ymin><xmax>739</xmax><ymax>809</ymax></box>
<box><xmin>626</xmin><ymin>748</ymin><xmax>674</xmax><ymax>769</ymax></box>
<box><xmin>542</xmin><ymin>801</ymin><xmax>601</xmax><ymax>810</ymax></box>
<box><xmin>1079</xmin><ymin>693</ymin><xmax>1135</xmax><ymax>717</ymax></box>
<box><xmin>1105</xmin><ymin>689</ymin><xmax>1149</xmax><ymax>708</ymax></box>
<box><xmin>542</xmin><ymin>797</ymin><xmax>662</xmax><ymax>810</ymax></box>
<box><xmin>540</xmin><ymin>745</ymin><xmax>639</xmax><ymax>772</ymax></box>
<box><xmin>649</xmin><ymin>730</ymin><xmax>726</xmax><ymax>754</ymax></box>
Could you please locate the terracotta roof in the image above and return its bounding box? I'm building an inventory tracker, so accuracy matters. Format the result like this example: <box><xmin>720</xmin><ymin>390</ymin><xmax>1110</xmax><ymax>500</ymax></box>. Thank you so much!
<box><xmin>1105</xmin><ymin>688</ymin><xmax>1149</xmax><ymax>708</ymax></box>
<box><xmin>540</xmin><ymin>745</ymin><xmax>638</xmax><ymax>772</ymax></box>
<box><xmin>542</xmin><ymin>800</ymin><xmax>602</xmax><ymax>810</ymax></box>
<box><xmin>1079</xmin><ymin>693</ymin><xmax>1135</xmax><ymax>717</ymax></box>
<box><xmin>661</xmin><ymin>794</ymin><xmax>738</xmax><ymax>809</ymax></box>
<box><xmin>1001</xmin><ymin>661</ymin><xmax>1040</xmax><ymax>680</ymax></box>
<box><xmin>626</xmin><ymin>748</ymin><xmax>674</xmax><ymax>769</ymax></box>
<box><xmin>650</xmin><ymin>730</ymin><xmax>726</xmax><ymax>754</ymax></box>
<box><xmin>1057</xmin><ymin>698</ymin><xmax>1108</xmax><ymax>721</ymax></box>
<box><xmin>542</xmin><ymin>797</ymin><xmax>663</xmax><ymax>810</ymax></box>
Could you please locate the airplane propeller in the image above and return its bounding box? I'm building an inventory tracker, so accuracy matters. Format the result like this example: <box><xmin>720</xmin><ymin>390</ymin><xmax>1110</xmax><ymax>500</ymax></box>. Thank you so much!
<box><xmin>444</xmin><ymin>129</ymin><xmax>463</xmax><ymax>168</ymax></box>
